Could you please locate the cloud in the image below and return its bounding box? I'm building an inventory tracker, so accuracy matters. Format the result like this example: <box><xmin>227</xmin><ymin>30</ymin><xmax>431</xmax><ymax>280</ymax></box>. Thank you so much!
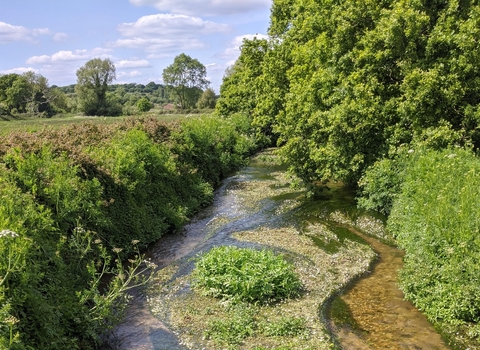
<box><xmin>26</xmin><ymin>48</ymin><xmax>113</xmax><ymax>64</ymax></box>
<box><xmin>0</xmin><ymin>67</ymin><xmax>38</xmax><ymax>75</ymax></box>
<box><xmin>0</xmin><ymin>21</ymin><xmax>57</xmax><ymax>44</ymax></box>
<box><xmin>111</xmin><ymin>14</ymin><xmax>230</xmax><ymax>53</ymax></box>
<box><xmin>118</xmin><ymin>70</ymin><xmax>143</xmax><ymax>78</ymax></box>
<box><xmin>129</xmin><ymin>0</ymin><xmax>271</xmax><ymax>16</ymax></box>
<box><xmin>32</xmin><ymin>28</ymin><xmax>52</xmax><ymax>36</ymax></box>
<box><xmin>116</xmin><ymin>59</ymin><xmax>151</xmax><ymax>68</ymax></box>
<box><xmin>217</xmin><ymin>33</ymin><xmax>269</xmax><ymax>61</ymax></box>
<box><xmin>0</xmin><ymin>22</ymin><xmax>32</xmax><ymax>43</ymax></box>
<box><xmin>53</xmin><ymin>33</ymin><xmax>68</xmax><ymax>42</ymax></box>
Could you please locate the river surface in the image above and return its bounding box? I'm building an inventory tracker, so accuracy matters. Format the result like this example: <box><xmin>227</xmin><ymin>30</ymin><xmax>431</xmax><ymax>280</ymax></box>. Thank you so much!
<box><xmin>103</xmin><ymin>152</ymin><xmax>449</xmax><ymax>349</ymax></box>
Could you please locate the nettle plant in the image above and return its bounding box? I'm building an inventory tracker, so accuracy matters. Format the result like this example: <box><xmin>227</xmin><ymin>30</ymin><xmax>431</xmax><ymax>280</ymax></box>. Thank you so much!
<box><xmin>193</xmin><ymin>246</ymin><xmax>302</xmax><ymax>304</ymax></box>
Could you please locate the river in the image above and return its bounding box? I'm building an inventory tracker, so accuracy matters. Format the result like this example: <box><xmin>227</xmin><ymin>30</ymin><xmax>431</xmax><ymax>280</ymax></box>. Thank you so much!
<box><xmin>103</xmin><ymin>150</ymin><xmax>448</xmax><ymax>349</ymax></box>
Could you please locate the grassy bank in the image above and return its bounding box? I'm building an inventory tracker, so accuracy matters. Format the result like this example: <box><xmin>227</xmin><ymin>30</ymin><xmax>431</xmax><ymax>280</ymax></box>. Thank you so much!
<box><xmin>359</xmin><ymin>144</ymin><xmax>480</xmax><ymax>349</ymax></box>
<box><xmin>0</xmin><ymin>113</ymin><xmax>190</xmax><ymax>134</ymax></box>
<box><xmin>0</xmin><ymin>113</ymin><xmax>258</xmax><ymax>349</ymax></box>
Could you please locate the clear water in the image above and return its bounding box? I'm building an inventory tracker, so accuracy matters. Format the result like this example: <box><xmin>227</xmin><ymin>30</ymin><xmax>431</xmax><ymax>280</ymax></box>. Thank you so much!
<box><xmin>103</xmin><ymin>156</ymin><xmax>449</xmax><ymax>349</ymax></box>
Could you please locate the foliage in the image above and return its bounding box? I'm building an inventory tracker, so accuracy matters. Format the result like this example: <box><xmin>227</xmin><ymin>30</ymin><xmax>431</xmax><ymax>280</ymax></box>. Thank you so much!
<box><xmin>193</xmin><ymin>246</ymin><xmax>302</xmax><ymax>304</ymax></box>
<box><xmin>136</xmin><ymin>96</ymin><xmax>153</xmax><ymax>112</ymax></box>
<box><xmin>197</xmin><ymin>88</ymin><xmax>216</xmax><ymax>109</ymax></box>
<box><xmin>0</xmin><ymin>72</ymin><xmax>62</xmax><ymax>117</ymax></box>
<box><xmin>219</xmin><ymin>0</ymin><xmax>480</xmax><ymax>185</ymax></box>
<box><xmin>75</xmin><ymin>58</ymin><xmax>118</xmax><ymax>116</ymax></box>
<box><xmin>171</xmin><ymin>113</ymin><xmax>258</xmax><ymax>186</ymax></box>
<box><xmin>387</xmin><ymin>147</ymin><xmax>480</xmax><ymax>325</ymax></box>
<box><xmin>216</xmin><ymin>38</ymin><xmax>268</xmax><ymax>118</ymax></box>
<box><xmin>358</xmin><ymin>122</ymin><xmax>464</xmax><ymax>215</ymax></box>
<box><xmin>162</xmin><ymin>53</ymin><xmax>209</xmax><ymax>109</ymax></box>
<box><xmin>0</xmin><ymin>114</ymin><xmax>258</xmax><ymax>348</ymax></box>
<box><xmin>204</xmin><ymin>303</ymin><xmax>257</xmax><ymax>345</ymax></box>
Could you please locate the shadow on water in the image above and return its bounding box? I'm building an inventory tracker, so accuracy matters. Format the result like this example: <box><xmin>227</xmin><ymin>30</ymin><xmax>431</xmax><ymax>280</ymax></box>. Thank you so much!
<box><xmin>104</xmin><ymin>153</ymin><xmax>450</xmax><ymax>349</ymax></box>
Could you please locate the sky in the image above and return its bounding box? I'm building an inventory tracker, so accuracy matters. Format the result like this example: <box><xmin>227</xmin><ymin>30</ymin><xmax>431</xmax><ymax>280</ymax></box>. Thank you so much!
<box><xmin>0</xmin><ymin>0</ymin><xmax>271</xmax><ymax>92</ymax></box>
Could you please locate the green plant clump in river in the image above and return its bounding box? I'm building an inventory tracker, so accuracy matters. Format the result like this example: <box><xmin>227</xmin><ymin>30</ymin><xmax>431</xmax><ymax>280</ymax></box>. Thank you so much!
<box><xmin>193</xmin><ymin>246</ymin><xmax>302</xmax><ymax>304</ymax></box>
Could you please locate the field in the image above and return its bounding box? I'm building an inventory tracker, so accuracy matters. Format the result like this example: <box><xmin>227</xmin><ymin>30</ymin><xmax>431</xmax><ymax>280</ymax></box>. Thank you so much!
<box><xmin>0</xmin><ymin>113</ymin><xmax>191</xmax><ymax>134</ymax></box>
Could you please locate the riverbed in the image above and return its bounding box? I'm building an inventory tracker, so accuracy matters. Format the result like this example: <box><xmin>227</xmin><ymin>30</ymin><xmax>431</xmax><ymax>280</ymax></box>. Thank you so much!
<box><xmin>103</xmin><ymin>150</ymin><xmax>448</xmax><ymax>349</ymax></box>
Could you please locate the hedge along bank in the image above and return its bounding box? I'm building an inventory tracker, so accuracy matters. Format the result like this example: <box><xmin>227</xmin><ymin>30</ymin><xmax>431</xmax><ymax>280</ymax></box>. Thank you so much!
<box><xmin>0</xmin><ymin>114</ymin><xmax>259</xmax><ymax>349</ymax></box>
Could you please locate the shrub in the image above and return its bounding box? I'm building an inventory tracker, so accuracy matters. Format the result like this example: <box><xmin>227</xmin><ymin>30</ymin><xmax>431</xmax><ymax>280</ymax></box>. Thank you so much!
<box><xmin>193</xmin><ymin>246</ymin><xmax>302</xmax><ymax>304</ymax></box>
<box><xmin>172</xmin><ymin>114</ymin><xmax>258</xmax><ymax>186</ymax></box>
<box><xmin>388</xmin><ymin>147</ymin><xmax>480</xmax><ymax>324</ymax></box>
<box><xmin>136</xmin><ymin>97</ymin><xmax>153</xmax><ymax>112</ymax></box>
<box><xmin>0</xmin><ymin>114</ymin><xmax>259</xmax><ymax>348</ymax></box>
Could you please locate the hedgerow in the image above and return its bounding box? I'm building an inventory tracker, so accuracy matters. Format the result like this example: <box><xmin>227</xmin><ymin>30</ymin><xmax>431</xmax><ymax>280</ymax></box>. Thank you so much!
<box><xmin>387</xmin><ymin>147</ymin><xmax>480</xmax><ymax>324</ymax></box>
<box><xmin>0</xmin><ymin>114</ymin><xmax>257</xmax><ymax>348</ymax></box>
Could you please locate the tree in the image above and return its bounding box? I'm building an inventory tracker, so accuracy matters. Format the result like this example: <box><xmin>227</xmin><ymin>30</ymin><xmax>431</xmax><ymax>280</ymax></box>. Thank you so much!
<box><xmin>196</xmin><ymin>88</ymin><xmax>216</xmax><ymax>109</ymax></box>
<box><xmin>75</xmin><ymin>58</ymin><xmax>116</xmax><ymax>116</ymax></box>
<box><xmin>0</xmin><ymin>72</ymin><xmax>56</xmax><ymax>116</ymax></box>
<box><xmin>162</xmin><ymin>54</ymin><xmax>209</xmax><ymax>109</ymax></box>
<box><xmin>136</xmin><ymin>97</ymin><xmax>153</xmax><ymax>112</ymax></box>
<box><xmin>215</xmin><ymin>38</ymin><xmax>268</xmax><ymax>117</ymax></box>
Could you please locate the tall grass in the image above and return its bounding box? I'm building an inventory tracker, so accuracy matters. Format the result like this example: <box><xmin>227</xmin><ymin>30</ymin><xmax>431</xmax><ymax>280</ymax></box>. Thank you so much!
<box><xmin>387</xmin><ymin>147</ymin><xmax>480</xmax><ymax>325</ymax></box>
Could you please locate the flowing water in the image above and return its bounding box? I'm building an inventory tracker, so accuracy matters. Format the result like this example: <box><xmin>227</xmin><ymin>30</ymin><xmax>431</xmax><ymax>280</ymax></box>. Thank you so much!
<box><xmin>103</xmin><ymin>152</ymin><xmax>449</xmax><ymax>349</ymax></box>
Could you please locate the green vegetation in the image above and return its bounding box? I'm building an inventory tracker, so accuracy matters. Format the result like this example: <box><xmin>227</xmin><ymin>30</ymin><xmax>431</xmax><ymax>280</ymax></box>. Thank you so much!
<box><xmin>75</xmin><ymin>58</ymin><xmax>119</xmax><ymax>116</ymax></box>
<box><xmin>0</xmin><ymin>113</ymin><xmax>258</xmax><ymax>349</ymax></box>
<box><xmin>212</xmin><ymin>1</ymin><xmax>480</xmax><ymax>346</ymax></box>
<box><xmin>193</xmin><ymin>246</ymin><xmax>302</xmax><ymax>304</ymax></box>
<box><xmin>386</xmin><ymin>147</ymin><xmax>480</xmax><ymax>345</ymax></box>
<box><xmin>162</xmin><ymin>53</ymin><xmax>210</xmax><ymax>110</ymax></box>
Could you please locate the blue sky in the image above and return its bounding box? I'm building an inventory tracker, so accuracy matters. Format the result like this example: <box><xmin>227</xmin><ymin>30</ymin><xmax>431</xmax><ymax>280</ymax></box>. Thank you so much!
<box><xmin>1</xmin><ymin>0</ymin><xmax>271</xmax><ymax>92</ymax></box>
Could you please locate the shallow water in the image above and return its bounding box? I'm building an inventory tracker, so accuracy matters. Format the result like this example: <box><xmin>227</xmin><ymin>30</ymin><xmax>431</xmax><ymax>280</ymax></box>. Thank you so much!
<box><xmin>103</xmin><ymin>154</ymin><xmax>449</xmax><ymax>349</ymax></box>
<box><xmin>328</xmin><ymin>227</ymin><xmax>449</xmax><ymax>349</ymax></box>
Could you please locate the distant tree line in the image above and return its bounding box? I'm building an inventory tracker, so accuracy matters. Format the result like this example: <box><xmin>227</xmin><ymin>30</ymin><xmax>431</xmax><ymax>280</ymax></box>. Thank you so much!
<box><xmin>0</xmin><ymin>54</ymin><xmax>216</xmax><ymax>118</ymax></box>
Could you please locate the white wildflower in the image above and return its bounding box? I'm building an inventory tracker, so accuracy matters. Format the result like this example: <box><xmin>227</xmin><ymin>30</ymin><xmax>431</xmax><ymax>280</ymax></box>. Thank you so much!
<box><xmin>0</xmin><ymin>230</ymin><xmax>19</xmax><ymax>238</ymax></box>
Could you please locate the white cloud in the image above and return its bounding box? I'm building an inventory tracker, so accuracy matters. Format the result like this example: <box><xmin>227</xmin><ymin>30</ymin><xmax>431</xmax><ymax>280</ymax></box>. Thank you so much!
<box><xmin>0</xmin><ymin>22</ymin><xmax>32</xmax><ymax>43</ymax></box>
<box><xmin>53</xmin><ymin>33</ymin><xmax>68</xmax><ymax>42</ymax></box>
<box><xmin>32</xmin><ymin>28</ymin><xmax>52</xmax><ymax>36</ymax></box>
<box><xmin>118</xmin><ymin>14</ymin><xmax>230</xmax><ymax>37</ymax></box>
<box><xmin>116</xmin><ymin>59</ymin><xmax>151</xmax><ymax>68</ymax></box>
<box><xmin>112</xmin><ymin>14</ymin><xmax>230</xmax><ymax>53</ymax></box>
<box><xmin>0</xmin><ymin>21</ymin><xmax>58</xmax><ymax>44</ymax></box>
<box><xmin>129</xmin><ymin>0</ymin><xmax>271</xmax><ymax>16</ymax></box>
<box><xmin>0</xmin><ymin>67</ymin><xmax>38</xmax><ymax>75</ymax></box>
<box><xmin>118</xmin><ymin>70</ymin><xmax>143</xmax><ymax>78</ymax></box>
<box><xmin>26</xmin><ymin>48</ymin><xmax>113</xmax><ymax>64</ymax></box>
<box><xmin>217</xmin><ymin>33</ymin><xmax>268</xmax><ymax>61</ymax></box>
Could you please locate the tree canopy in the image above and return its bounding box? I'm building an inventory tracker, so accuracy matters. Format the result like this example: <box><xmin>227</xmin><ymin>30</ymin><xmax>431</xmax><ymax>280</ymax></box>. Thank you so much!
<box><xmin>162</xmin><ymin>53</ymin><xmax>209</xmax><ymax>109</ymax></box>
<box><xmin>218</xmin><ymin>0</ymin><xmax>480</xmax><ymax>185</ymax></box>
<box><xmin>75</xmin><ymin>58</ymin><xmax>118</xmax><ymax>116</ymax></box>
<box><xmin>0</xmin><ymin>72</ymin><xmax>63</xmax><ymax>117</ymax></box>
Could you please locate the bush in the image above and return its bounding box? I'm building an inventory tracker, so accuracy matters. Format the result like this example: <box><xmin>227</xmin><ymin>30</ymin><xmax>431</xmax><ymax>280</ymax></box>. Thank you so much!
<box><xmin>0</xmin><ymin>114</ymin><xmax>259</xmax><ymax>348</ymax></box>
<box><xmin>193</xmin><ymin>246</ymin><xmax>302</xmax><ymax>304</ymax></box>
<box><xmin>136</xmin><ymin>97</ymin><xmax>153</xmax><ymax>112</ymax></box>
<box><xmin>388</xmin><ymin>147</ymin><xmax>480</xmax><ymax>324</ymax></box>
<box><xmin>172</xmin><ymin>114</ymin><xmax>258</xmax><ymax>186</ymax></box>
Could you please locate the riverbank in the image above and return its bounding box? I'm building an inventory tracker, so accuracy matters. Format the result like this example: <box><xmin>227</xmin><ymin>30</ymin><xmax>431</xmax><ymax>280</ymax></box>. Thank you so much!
<box><xmin>101</xmin><ymin>149</ymin><xmax>437</xmax><ymax>349</ymax></box>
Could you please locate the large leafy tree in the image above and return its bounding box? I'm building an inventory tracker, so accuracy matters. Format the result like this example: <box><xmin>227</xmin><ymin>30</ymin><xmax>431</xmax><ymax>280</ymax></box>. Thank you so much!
<box><xmin>162</xmin><ymin>54</ymin><xmax>209</xmax><ymax>109</ymax></box>
<box><xmin>0</xmin><ymin>72</ymin><xmax>59</xmax><ymax>116</ymax></box>
<box><xmin>216</xmin><ymin>38</ymin><xmax>268</xmax><ymax>118</ymax></box>
<box><xmin>75</xmin><ymin>58</ymin><xmax>117</xmax><ymax>116</ymax></box>
<box><xmin>234</xmin><ymin>0</ymin><xmax>480</xmax><ymax>185</ymax></box>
